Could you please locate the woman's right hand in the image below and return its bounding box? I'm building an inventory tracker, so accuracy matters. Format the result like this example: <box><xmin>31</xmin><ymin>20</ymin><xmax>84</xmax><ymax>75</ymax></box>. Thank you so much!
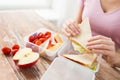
<box><xmin>62</xmin><ymin>20</ymin><xmax>81</xmax><ymax>37</ymax></box>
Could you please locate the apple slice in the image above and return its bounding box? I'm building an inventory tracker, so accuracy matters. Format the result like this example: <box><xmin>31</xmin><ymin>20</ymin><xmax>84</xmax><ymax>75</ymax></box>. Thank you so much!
<box><xmin>13</xmin><ymin>48</ymin><xmax>32</xmax><ymax>62</ymax></box>
<box><xmin>13</xmin><ymin>48</ymin><xmax>39</xmax><ymax>68</ymax></box>
<box><xmin>18</xmin><ymin>52</ymin><xmax>39</xmax><ymax>68</ymax></box>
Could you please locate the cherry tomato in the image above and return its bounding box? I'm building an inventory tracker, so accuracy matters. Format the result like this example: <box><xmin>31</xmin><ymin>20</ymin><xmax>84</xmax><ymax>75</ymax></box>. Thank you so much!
<box><xmin>29</xmin><ymin>35</ymin><xmax>36</xmax><ymax>42</ymax></box>
<box><xmin>35</xmin><ymin>40</ymin><xmax>42</xmax><ymax>45</ymax></box>
<box><xmin>11</xmin><ymin>49</ymin><xmax>19</xmax><ymax>56</ymax></box>
<box><xmin>12</xmin><ymin>44</ymin><xmax>20</xmax><ymax>50</ymax></box>
<box><xmin>37</xmin><ymin>32</ymin><xmax>44</xmax><ymax>39</ymax></box>
<box><xmin>39</xmin><ymin>38</ymin><xmax>46</xmax><ymax>43</ymax></box>
<box><xmin>32</xmin><ymin>39</ymin><xmax>38</xmax><ymax>43</ymax></box>
<box><xmin>45</xmin><ymin>31</ymin><xmax>51</xmax><ymax>38</ymax></box>
<box><xmin>1</xmin><ymin>46</ymin><xmax>11</xmax><ymax>55</ymax></box>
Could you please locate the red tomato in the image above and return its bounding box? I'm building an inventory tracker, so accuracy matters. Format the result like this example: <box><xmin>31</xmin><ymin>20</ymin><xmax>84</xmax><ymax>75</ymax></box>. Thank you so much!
<box><xmin>35</xmin><ymin>40</ymin><xmax>42</xmax><ymax>45</ymax></box>
<box><xmin>32</xmin><ymin>39</ymin><xmax>38</xmax><ymax>44</ymax></box>
<box><xmin>12</xmin><ymin>44</ymin><xmax>20</xmax><ymax>50</ymax></box>
<box><xmin>37</xmin><ymin>32</ymin><xmax>44</xmax><ymax>39</ymax></box>
<box><xmin>39</xmin><ymin>38</ymin><xmax>46</xmax><ymax>43</ymax></box>
<box><xmin>45</xmin><ymin>31</ymin><xmax>51</xmax><ymax>38</ymax></box>
<box><xmin>11</xmin><ymin>49</ymin><xmax>19</xmax><ymax>56</ymax></box>
<box><xmin>1</xmin><ymin>46</ymin><xmax>11</xmax><ymax>55</ymax></box>
<box><xmin>29</xmin><ymin>35</ymin><xmax>36</xmax><ymax>42</ymax></box>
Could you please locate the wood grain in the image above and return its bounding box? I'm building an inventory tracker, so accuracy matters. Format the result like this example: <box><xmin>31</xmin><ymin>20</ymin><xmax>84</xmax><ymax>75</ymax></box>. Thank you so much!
<box><xmin>0</xmin><ymin>11</ymin><xmax>119</xmax><ymax>80</ymax></box>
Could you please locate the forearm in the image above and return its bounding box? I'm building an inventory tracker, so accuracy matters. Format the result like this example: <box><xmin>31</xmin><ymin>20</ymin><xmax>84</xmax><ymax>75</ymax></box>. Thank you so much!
<box><xmin>75</xmin><ymin>7</ymin><xmax>83</xmax><ymax>24</ymax></box>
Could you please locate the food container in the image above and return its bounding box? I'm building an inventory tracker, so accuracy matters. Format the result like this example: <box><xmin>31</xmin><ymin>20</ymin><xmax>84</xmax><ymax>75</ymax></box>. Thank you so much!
<box><xmin>24</xmin><ymin>28</ymin><xmax>69</xmax><ymax>61</ymax></box>
<box><xmin>41</xmin><ymin>56</ymin><xmax>96</xmax><ymax>80</ymax></box>
<box><xmin>41</xmin><ymin>42</ymin><xmax>101</xmax><ymax>80</ymax></box>
<box><xmin>58</xmin><ymin>43</ymin><xmax>102</xmax><ymax>73</ymax></box>
<box><xmin>57</xmin><ymin>39</ymin><xmax>101</xmax><ymax>72</ymax></box>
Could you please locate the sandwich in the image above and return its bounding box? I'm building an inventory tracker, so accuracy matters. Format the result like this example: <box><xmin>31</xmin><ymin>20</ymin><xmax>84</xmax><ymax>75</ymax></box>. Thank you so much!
<box><xmin>70</xmin><ymin>17</ymin><xmax>92</xmax><ymax>54</ymax></box>
<box><xmin>63</xmin><ymin>17</ymin><xmax>97</xmax><ymax>68</ymax></box>
<box><xmin>63</xmin><ymin>54</ymin><xmax>97</xmax><ymax>67</ymax></box>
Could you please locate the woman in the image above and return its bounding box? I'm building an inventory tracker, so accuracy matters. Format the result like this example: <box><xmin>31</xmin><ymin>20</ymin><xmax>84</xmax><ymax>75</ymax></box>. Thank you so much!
<box><xmin>62</xmin><ymin>0</ymin><xmax>120</xmax><ymax>67</ymax></box>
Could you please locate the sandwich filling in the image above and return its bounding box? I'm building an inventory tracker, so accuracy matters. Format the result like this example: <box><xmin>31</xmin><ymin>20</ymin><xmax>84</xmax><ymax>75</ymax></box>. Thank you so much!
<box><xmin>63</xmin><ymin>18</ymin><xmax>98</xmax><ymax>70</ymax></box>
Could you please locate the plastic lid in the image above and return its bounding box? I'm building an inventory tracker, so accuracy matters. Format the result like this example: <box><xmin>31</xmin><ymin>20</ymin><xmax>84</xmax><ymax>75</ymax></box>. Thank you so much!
<box><xmin>41</xmin><ymin>56</ymin><xmax>95</xmax><ymax>80</ymax></box>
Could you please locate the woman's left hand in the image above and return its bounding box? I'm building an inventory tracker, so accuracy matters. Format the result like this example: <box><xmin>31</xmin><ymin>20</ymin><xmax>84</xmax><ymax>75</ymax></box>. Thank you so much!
<box><xmin>86</xmin><ymin>35</ymin><xmax>116</xmax><ymax>62</ymax></box>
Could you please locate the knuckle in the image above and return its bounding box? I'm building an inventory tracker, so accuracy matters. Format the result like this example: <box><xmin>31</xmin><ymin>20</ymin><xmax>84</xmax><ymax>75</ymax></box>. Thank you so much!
<box><xmin>98</xmin><ymin>35</ymin><xmax>102</xmax><ymax>39</ymax></box>
<box><xmin>97</xmin><ymin>50</ymin><xmax>105</xmax><ymax>54</ymax></box>
<box><xmin>65</xmin><ymin>21</ymin><xmax>70</xmax><ymax>26</ymax></box>
<box><xmin>99</xmin><ymin>39</ymin><xmax>103</xmax><ymax>43</ymax></box>
<box><xmin>67</xmin><ymin>22</ymin><xmax>71</xmax><ymax>26</ymax></box>
<box><xmin>68</xmin><ymin>24</ymin><xmax>72</xmax><ymax>28</ymax></box>
<box><xmin>66</xmin><ymin>27</ymin><xmax>70</xmax><ymax>31</ymax></box>
<box><xmin>98</xmin><ymin>50</ymin><xmax>106</xmax><ymax>55</ymax></box>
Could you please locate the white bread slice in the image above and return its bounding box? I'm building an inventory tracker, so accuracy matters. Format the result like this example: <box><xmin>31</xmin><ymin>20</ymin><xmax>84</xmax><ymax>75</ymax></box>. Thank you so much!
<box><xmin>70</xmin><ymin>17</ymin><xmax>92</xmax><ymax>53</ymax></box>
<box><xmin>63</xmin><ymin>54</ymin><xmax>97</xmax><ymax>67</ymax></box>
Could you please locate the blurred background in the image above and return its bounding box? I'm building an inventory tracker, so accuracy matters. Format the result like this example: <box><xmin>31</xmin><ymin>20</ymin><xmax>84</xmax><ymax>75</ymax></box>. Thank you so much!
<box><xmin>0</xmin><ymin>0</ymin><xmax>80</xmax><ymax>27</ymax></box>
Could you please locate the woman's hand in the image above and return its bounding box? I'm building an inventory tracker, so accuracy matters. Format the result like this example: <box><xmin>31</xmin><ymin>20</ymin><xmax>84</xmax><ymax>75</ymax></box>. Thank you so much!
<box><xmin>86</xmin><ymin>35</ymin><xmax>116</xmax><ymax>64</ymax></box>
<box><xmin>62</xmin><ymin>20</ymin><xmax>80</xmax><ymax>37</ymax></box>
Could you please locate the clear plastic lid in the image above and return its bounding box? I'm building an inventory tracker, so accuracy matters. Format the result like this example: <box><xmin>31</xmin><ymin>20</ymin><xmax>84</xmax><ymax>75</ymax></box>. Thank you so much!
<box><xmin>41</xmin><ymin>56</ymin><xmax>95</xmax><ymax>80</ymax></box>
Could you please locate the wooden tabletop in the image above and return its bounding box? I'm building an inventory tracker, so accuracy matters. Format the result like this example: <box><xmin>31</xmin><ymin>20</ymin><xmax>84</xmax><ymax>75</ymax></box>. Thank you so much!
<box><xmin>0</xmin><ymin>11</ymin><xmax>120</xmax><ymax>80</ymax></box>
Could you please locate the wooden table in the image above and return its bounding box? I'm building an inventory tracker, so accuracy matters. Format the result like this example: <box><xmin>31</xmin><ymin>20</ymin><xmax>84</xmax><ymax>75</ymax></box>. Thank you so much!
<box><xmin>0</xmin><ymin>11</ymin><xmax>120</xmax><ymax>80</ymax></box>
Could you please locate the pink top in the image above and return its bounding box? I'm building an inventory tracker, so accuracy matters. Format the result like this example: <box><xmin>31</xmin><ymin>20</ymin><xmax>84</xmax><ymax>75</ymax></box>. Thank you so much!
<box><xmin>80</xmin><ymin>0</ymin><xmax>120</xmax><ymax>50</ymax></box>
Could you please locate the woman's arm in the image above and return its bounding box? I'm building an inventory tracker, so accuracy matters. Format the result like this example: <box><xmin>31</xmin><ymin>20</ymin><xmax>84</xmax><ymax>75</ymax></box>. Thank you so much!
<box><xmin>87</xmin><ymin>35</ymin><xmax>120</xmax><ymax>68</ymax></box>
<box><xmin>75</xmin><ymin>6</ymin><xmax>84</xmax><ymax>23</ymax></box>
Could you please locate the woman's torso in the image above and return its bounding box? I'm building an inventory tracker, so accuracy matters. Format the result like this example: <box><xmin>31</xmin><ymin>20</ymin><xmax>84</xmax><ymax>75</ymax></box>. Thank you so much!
<box><xmin>82</xmin><ymin>0</ymin><xmax>120</xmax><ymax>50</ymax></box>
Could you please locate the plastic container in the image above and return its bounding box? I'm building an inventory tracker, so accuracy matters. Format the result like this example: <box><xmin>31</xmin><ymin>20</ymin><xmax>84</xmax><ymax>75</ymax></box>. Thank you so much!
<box><xmin>40</xmin><ymin>30</ymin><xmax>101</xmax><ymax>80</ymax></box>
<box><xmin>24</xmin><ymin>28</ymin><xmax>69</xmax><ymax>61</ymax></box>
<box><xmin>57</xmin><ymin>40</ymin><xmax>101</xmax><ymax>72</ymax></box>
<box><xmin>41</xmin><ymin>56</ymin><xmax>96</xmax><ymax>80</ymax></box>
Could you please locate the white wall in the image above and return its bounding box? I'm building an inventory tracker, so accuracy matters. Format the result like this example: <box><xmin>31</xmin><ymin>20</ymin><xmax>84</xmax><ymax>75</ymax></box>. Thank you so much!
<box><xmin>0</xmin><ymin>0</ymin><xmax>80</xmax><ymax>27</ymax></box>
<box><xmin>36</xmin><ymin>0</ymin><xmax>80</xmax><ymax>27</ymax></box>
<box><xmin>55</xmin><ymin>0</ymin><xmax>80</xmax><ymax>27</ymax></box>
<box><xmin>0</xmin><ymin>0</ymin><xmax>52</xmax><ymax>9</ymax></box>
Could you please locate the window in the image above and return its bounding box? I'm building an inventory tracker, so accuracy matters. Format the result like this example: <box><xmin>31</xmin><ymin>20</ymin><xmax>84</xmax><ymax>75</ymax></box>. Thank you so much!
<box><xmin>0</xmin><ymin>0</ymin><xmax>53</xmax><ymax>9</ymax></box>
